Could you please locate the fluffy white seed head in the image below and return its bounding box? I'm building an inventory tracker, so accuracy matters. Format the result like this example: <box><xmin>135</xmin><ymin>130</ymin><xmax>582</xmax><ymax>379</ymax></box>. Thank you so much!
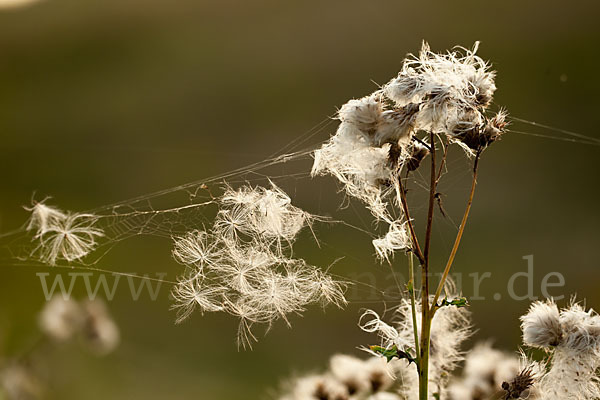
<box><xmin>520</xmin><ymin>299</ymin><xmax>562</xmax><ymax>348</ymax></box>
<box><xmin>313</xmin><ymin>41</ymin><xmax>505</xmax><ymax>241</ymax></box>
<box><xmin>312</xmin><ymin>122</ymin><xmax>393</xmax><ymax>220</ymax></box>
<box><xmin>363</xmin><ymin>356</ymin><xmax>395</xmax><ymax>394</ymax></box>
<box><xmin>288</xmin><ymin>374</ymin><xmax>349</xmax><ymax>400</ymax></box>
<box><xmin>462</xmin><ymin>342</ymin><xmax>505</xmax><ymax>383</ymax></box>
<box><xmin>338</xmin><ymin>95</ymin><xmax>384</xmax><ymax>135</ymax></box>
<box><xmin>170</xmin><ymin>277</ymin><xmax>225</xmax><ymax>323</ymax></box>
<box><xmin>447</xmin><ymin>342</ymin><xmax>522</xmax><ymax>399</ymax></box>
<box><xmin>329</xmin><ymin>354</ymin><xmax>372</xmax><ymax>395</ymax></box>
<box><xmin>218</xmin><ymin>182</ymin><xmax>309</xmax><ymax>248</ymax></box>
<box><xmin>521</xmin><ymin>299</ymin><xmax>600</xmax><ymax>353</ymax></box>
<box><xmin>369</xmin><ymin>393</ymin><xmax>402</xmax><ymax>400</ymax></box>
<box><xmin>280</xmin><ymin>352</ymin><xmax>407</xmax><ymax>400</ymax></box>
<box><xmin>26</xmin><ymin>202</ymin><xmax>67</xmax><ymax>235</ymax></box>
<box><xmin>171</xmin><ymin>183</ymin><xmax>347</xmax><ymax>349</ymax></box>
<box><xmin>520</xmin><ymin>300</ymin><xmax>600</xmax><ymax>400</ymax></box>
<box><xmin>558</xmin><ymin>302</ymin><xmax>600</xmax><ymax>353</ymax></box>
<box><xmin>372</xmin><ymin>220</ymin><xmax>411</xmax><ymax>263</ymax></box>
<box><xmin>26</xmin><ymin>202</ymin><xmax>104</xmax><ymax>265</ymax></box>
<box><xmin>385</xmin><ymin>41</ymin><xmax>496</xmax><ymax>112</ymax></box>
<box><xmin>80</xmin><ymin>299</ymin><xmax>120</xmax><ymax>355</ymax></box>
<box><xmin>172</xmin><ymin>229</ymin><xmax>221</xmax><ymax>269</ymax></box>
<box><xmin>38</xmin><ymin>296</ymin><xmax>83</xmax><ymax>342</ymax></box>
<box><xmin>37</xmin><ymin>296</ymin><xmax>119</xmax><ymax>356</ymax></box>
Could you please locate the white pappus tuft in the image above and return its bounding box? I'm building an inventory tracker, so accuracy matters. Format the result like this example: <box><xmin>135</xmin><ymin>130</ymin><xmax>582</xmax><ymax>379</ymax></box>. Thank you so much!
<box><xmin>170</xmin><ymin>183</ymin><xmax>347</xmax><ymax>349</ymax></box>
<box><xmin>26</xmin><ymin>201</ymin><xmax>104</xmax><ymax>266</ymax></box>
<box><xmin>520</xmin><ymin>299</ymin><xmax>562</xmax><ymax>349</ymax></box>
<box><xmin>372</xmin><ymin>220</ymin><xmax>411</xmax><ymax>263</ymax></box>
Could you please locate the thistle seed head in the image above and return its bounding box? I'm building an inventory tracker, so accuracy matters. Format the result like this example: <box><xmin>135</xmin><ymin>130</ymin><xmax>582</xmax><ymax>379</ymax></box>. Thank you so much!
<box><xmin>502</xmin><ymin>365</ymin><xmax>536</xmax><ymax>399</ymax></box>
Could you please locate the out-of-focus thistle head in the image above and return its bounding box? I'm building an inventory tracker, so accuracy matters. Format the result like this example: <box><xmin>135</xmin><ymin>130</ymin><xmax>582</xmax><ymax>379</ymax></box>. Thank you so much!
<box><xmin>521</xmin><ymin>298</ymin><xmax>600</xmax><ymax>353</ymax></box>
<box><xmin>520</xmin><ymin>299</ymin><xmax>600</xmax><ymax>400</ymax></box>
<box><xmin>38</xmin><ymin>296</ymin><xmax>120</xmax><ymax>355</ymax></box>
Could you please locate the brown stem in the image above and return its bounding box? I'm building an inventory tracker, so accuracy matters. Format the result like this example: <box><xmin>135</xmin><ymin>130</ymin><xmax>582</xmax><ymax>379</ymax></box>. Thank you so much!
<box><xmin>423</xmin><ymin>132</ymin><xmax>437</xmax><ymax>261</ymax></box>
<box><xmin>436</xmin><ymin>141</ymin><xmax>449</xmax><ymax>184</ymax></box>
<box><xmin>418</xmin><ymin>132</ymin><xmax>437</xmax><ymax>400</ymax></box>
<box><xmin>430</xmin><ymin>152</ymin><xmax>481</xmax><ymax>313</ymax></box>
<box><xmin>396</xmin><ymin>178</ymin><xmax>425</xmax><ymax>265</ymax></box>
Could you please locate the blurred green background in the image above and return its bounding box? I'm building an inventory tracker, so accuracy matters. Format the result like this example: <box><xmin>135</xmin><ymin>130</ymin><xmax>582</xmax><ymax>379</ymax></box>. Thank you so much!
<box><xmin>0</xmin><ymin>0</ymin><xmax>599</xmax><ymax>398</ymax></box>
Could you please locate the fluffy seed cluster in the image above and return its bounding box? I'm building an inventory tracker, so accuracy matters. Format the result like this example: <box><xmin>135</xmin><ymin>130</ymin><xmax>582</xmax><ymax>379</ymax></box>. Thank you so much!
<box><xmin>447</xmin><ymin>344</ymin><xmax>540</xmax><ymax>400</ymax></box>
<box><xmin>170</xmin><ymin>183</ymin><xmax>347</xmax><ymax>349</ymax></box>
<box><xmin>360</xmin><ymin>296</ymin><xmax>471</xmax><ymax>398</ymax></box>
<box><xmin>278</xmin><ymin>298</ymin><xmax>600</xmax><ymax>400</ymax></box>
<box><xmin>371</xmin><ymin>221</ymin><xmax>411</xmax><ymax>263</ymax></box>
<box><xmin>521</xmin><ymin>299</ymin><xmax>600</xmax><ymax>400</ymax></box>
<box><xmin>26</xmin><ymin>202</ymin><xmax>104</xmax><ymax>265</ymax></box>
<box><xmin>520</xmin><ymin>300</ymin><xmax>562</xmax><ymax>348</ymax></box>
<box><xmin>38</xmin><ymin>296</ymin><xmax>120</xmax><ymax>355</ymax></box>
<box><xmin>278</xmin><ymin>353</ymin><xmax>410</xmax><ymax>400</ymax></box>
<box><xmin>311</xmin><ymin>42</ymin><xmax>506</xmax><ymax>261</ymax></box>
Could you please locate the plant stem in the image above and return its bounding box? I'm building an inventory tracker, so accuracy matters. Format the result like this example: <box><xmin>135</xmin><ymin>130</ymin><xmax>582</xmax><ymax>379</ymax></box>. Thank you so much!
<box><xmin>419</xmin><ymin>132</ymin><xmax>437</xmax><ymax>400</ymax></box>
<box><xmin>396</xmin><ymin>178</ymin><xmax>425</xmax><ymax>265</ymax></box>
<box><xmin>408</xmin><ymin>252</ymin><xmax>420</xmax><ymax>362</ymax></box>
<box><xmin>430</xmin><ymin>153</ymin><xmax>480</xmax><ymax>313</ymax></box>
<box><xmin>436</xmin><ymin>141</ymin><xmax>449</xmax><ymax>184</ymax></box>
<box><xmin>419</xmin><ymin>315</ymin><xmax>432</xmax><ymax>399</ymax></box>
<box><xmin>423</xmin><ymin>132</ymin><xmax>437</xmax><ymax>261</ymax></box>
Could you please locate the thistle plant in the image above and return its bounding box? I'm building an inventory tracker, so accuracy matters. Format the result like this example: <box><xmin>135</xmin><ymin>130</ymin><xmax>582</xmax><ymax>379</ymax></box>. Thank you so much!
<box><xmin>279</xmin><ymin>298</ymin><xmax>600</xmax><ymax>400</ymax></box>
<box><xmin>310</xmin><ymin>41</ymin><xmax>506</xmax><ymax>399</ymax></box>
<box><xmin>276</xmin><ymin>43</ymin><xmax>600</xmax><ymax>400</ymax></box>
<box><xmin>2</xmin><ymin>41</ymin><xmax>599</xmax><ymax>400</ymax></box>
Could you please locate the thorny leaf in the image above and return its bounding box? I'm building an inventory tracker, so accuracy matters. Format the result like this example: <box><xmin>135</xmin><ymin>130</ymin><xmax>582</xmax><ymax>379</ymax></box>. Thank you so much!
<box><xmin>369</xmin><ymin>345</ymin><xmax>417</xmax><ymax>366</ymax></box>
<box><xmin>436</xmin><ymin>297</ymin><xmax>469</xmax><ymax>309</ymax></box>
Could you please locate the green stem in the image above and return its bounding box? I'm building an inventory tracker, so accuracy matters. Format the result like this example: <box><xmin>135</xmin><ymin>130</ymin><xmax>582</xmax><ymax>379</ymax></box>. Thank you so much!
<box><xmin>419</xmin><ymin>315</ymin><xmax>432</xmax><ymax>399</ymax></box>
<box><xmin>408</xmin><ymin>252</ymin><xmax>420</xmax><ymax>362</ymax></box>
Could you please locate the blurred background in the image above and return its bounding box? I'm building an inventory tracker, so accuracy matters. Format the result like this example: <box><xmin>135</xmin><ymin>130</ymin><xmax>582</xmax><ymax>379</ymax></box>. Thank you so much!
<box><xmin>0</xmin><ymin>0</ymin><xmax>599</xmax><ymax>398</ymax></box>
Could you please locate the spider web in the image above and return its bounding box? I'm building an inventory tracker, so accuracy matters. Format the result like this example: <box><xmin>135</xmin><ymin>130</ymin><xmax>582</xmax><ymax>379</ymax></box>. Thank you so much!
<box><xmin>0</xmin><ymin>113</ymin><xmax>598</xmax><ymax>311</ymax></box>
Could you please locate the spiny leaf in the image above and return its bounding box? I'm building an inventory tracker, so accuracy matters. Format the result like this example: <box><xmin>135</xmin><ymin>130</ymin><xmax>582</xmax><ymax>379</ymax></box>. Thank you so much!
<box><xmin>436</xmin><ymin>297</ymin><xmax>469</xmax><ymax>308</ymax></box>
<box><xmin>369</xmin><ymin>345</ymin><xmax>417</xmax><ymax>365</ymax></box>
